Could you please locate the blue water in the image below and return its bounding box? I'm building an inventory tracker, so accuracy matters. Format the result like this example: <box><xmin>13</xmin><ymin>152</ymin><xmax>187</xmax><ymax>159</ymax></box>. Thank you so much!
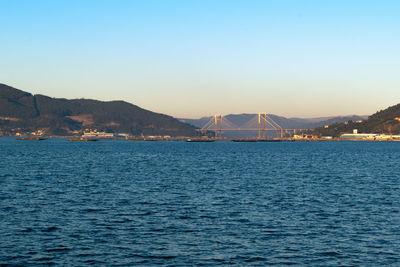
<box><xmin>1</xmin><ymin>138</ymin><xmax>400</xmax><ymax>266</ymax></box>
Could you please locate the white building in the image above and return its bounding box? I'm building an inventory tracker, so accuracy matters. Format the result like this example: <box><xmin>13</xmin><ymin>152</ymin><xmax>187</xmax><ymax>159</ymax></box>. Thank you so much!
<box><xmin>82</xmin><ymin>131</ymin><xmax>115</xmax><ymax>138</ymax></box>
<box><xmin>340</xmin><ymin>129</ymin><xmax>400</xmax><ymax>140</ymax></box>
<box><xmin>340</xmin><ymin>129</ymin><xmax>376</xmax><ymax>140</ymax></box>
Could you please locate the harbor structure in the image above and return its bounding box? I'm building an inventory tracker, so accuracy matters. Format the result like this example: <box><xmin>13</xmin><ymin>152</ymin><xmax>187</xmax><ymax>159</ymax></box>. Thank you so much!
<box><xmin>82</xmin><ymin>130</ymin><xmax>115</xmax><ymax>138</ymax></box>
<box><xmin>340</xmin><ymin>129</ymin><xmax>400</xmax><ymax>140</ymax></box>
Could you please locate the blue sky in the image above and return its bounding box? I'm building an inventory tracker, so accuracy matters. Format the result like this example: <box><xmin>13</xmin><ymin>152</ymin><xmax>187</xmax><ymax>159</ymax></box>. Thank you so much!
<box><xmin>1</xmin><ymin>0</ymin><xmax>399</xmax><ymax>118</ymax></box>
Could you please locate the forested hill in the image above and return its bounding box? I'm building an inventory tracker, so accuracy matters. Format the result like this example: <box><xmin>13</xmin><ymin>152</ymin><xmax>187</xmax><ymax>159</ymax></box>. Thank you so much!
<box><xmin>0</xmin><ymin>83</ymin><xmax>197</xmax><ymax>136</ymax></box>
<box><xmin>312</xmin><ymin>103</ymin><xmax>400</xmax><ymax>137</ymax></box>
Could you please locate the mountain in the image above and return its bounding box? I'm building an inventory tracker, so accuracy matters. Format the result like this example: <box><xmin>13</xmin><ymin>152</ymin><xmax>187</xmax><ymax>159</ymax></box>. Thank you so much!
<box><xmin>312</xmin><ymin>104</ymin><xmax>400</xmax><ymax>137</ymax></box>
<box><xmin>0</xmin><ymin>83</ymin><xmax>197</xmax><ymax>136</ymax></box>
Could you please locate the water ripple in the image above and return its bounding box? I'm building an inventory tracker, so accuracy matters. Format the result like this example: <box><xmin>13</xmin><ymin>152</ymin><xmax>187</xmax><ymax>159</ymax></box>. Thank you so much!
<box><xmin>1</xmin><ymin>138</ymin><xmax>400</xmax><ymax>265</ymax></box>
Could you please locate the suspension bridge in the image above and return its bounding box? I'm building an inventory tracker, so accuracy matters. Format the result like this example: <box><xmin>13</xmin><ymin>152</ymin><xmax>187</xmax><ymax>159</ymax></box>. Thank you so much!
<box><xmin>198</xmin><ymin>113</ymin><xmax>307</xmax><ymax>139</ymax></box>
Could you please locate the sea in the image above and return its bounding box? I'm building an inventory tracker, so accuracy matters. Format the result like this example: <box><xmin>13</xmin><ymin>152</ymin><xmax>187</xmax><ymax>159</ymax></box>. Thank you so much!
<box><xmin>1</xmin><ymin>138</ymin><xmax>399</xmax><ymax>266</ymax></box>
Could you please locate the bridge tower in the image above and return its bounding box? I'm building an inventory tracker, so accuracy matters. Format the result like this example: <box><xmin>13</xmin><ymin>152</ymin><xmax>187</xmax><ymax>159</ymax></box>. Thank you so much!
<box><xmin>214</xmin><ymin>114</ymin><xmax>222</xmax><ymax>139</ymax></box>
<box><xmin>258</xmin><ymin>112</ymin><xmax>267</xmax><ymax>139</ymax></box>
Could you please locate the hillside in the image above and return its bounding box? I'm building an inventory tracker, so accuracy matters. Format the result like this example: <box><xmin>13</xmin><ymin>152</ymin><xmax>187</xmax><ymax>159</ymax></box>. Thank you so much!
<box><xmin>312</xmin><ymin>104</ymin><xmax>400</xmax><ymax>137</ymax></box>
<box><xmin>0</xmin><ymin>84</ymin><xmax>197</xmax><ymax>136</ymax></box>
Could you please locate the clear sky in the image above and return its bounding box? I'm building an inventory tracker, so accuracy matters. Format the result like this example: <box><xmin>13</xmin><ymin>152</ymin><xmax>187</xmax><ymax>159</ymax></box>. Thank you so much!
<box><xmin>1</xmin><ymin>0</ymin><xmax>399</xmax><ymax>118</ymax></box>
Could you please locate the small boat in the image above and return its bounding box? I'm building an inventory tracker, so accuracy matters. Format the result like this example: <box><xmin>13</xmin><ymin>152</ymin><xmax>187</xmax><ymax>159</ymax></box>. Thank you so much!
<box><xmin>143</xmin><ymin>138</ymin><xmax>179</xmax><ymax>141</ymax></box>
<box><xmin>257</xmin><ymin>139</ymin><xmax>282</xmax><ymax>142</ymax></box>
<box><xmin>67</xmin><ymin>138</ymin><xmax>100</xmax><ymax>142</ymax></box>
<box><xmin>16</xmin><ymin>137</ymin><xmax>48</xmax><ymax>141</ymax></box>
<box><xmin>186</xmin><ymin>139</ymin><xmax>215</xmax><ymax>142</ymax></box>
<box><xmin>231</xmin><ymin>139</ymin><xmax>257</xmax><ymax>142</ymax></box>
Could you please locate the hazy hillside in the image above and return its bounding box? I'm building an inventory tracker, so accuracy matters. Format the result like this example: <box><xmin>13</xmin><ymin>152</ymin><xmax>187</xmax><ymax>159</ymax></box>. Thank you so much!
<box><xmin>313</xmin><ymin>103</ymin><xmax>400</xmax><ymax>137</ymax></box>
<box><xmin>0</xmin><ymin>83</ymin><xmax>197</xmax><ymax>136</ymax></box>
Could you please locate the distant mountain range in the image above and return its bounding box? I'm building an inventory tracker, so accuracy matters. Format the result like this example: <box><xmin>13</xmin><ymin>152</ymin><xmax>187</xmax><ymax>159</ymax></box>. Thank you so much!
<box><xmin>180</xmin><ymin>114</ymin><xmax>367</xmax><ymax>137</ymax></box>
<box><xmin>4</xmin><ymin>82</ymin><xmax>392</xmax><ymax>138</ymax></box>
<box><xmin>0</xmin><ymin>84</ymin><xmax>197</xmax><ymax>136</ymax></box>
<box><xmin>312</xmin><ymin>103</ymin><xmax>400</xmax><ymax>137</ymax></box>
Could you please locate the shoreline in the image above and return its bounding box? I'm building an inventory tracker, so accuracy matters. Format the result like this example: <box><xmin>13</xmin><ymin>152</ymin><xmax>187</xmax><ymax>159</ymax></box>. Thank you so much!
<box><xmin>4</xmin><ymin>137</ymin><xmax>400</xmax><ymax>142</ymax></box>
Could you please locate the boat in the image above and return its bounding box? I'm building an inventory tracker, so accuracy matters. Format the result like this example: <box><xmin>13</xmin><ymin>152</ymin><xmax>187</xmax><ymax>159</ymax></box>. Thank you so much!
<box><xmin>127</xmin><ymin>138</ymin><xmax>168</xmax><ymax>141</ymax></box>
<box><xmin>186</xmin><ymin>138</ymin><xmax>215</xmax><ymax>142</ymax></box>
<box><xmin>66</xmin><ymin>138</ymin><xmax>100</xmax><ymax>142</ymax></box>
<box><xmin>231</xmin><ymin>139</ymin><xmax>257</xmax><ymax>142</ymax></box>
<box><xmin>16</xmin><ymin>137</ymin><xmax>48</xmax><ymax>141</ymax></box>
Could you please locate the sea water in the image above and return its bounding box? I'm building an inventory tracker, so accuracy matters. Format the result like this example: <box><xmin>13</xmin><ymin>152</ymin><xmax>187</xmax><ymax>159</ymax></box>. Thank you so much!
<box><xmin>1</xmin><ymin>138</ymin><xmax>399</xmax><ymax>265</ymax></box>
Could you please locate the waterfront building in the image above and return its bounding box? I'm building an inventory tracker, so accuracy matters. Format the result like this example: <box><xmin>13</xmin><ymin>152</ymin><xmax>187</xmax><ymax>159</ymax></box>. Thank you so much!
<box><xmin>340</xmin><ymin>133</ymin><xmax>377</xmax><ymax>140</ymax></box>
<box><xmin>340</xmin><ymin>129</ymin><xmax>400</xmax><ymax>140</ymax></box>
<box><xmin>82</xmin><ymin>130</ymin><xmax>115</xmax><ymax>138</ymax></box>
